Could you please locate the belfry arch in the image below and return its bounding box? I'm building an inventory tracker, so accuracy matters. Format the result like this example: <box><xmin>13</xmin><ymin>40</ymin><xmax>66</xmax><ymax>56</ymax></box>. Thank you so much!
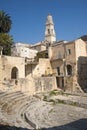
<box><xmin>11</xmin><ymin>67</ymin><xmax>18</xmax><ymax>79</ymax></box>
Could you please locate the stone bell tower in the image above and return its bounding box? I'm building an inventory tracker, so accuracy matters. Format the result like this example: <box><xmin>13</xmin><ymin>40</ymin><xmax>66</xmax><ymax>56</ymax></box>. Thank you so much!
<box><xmin>45</xmin><ymin>14</ymin><xmax>56</xmax><ymax>43</ymax></box>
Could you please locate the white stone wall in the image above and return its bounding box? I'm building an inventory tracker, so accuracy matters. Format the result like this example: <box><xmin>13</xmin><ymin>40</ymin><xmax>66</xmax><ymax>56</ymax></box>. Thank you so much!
<box><xmin>12</xmin><ymin>43</ymin><xmax>38</xmax><ymax>58</ymax></box>
<box><xmin>75</xmin><ymin>39</ymin><xmax>86</xmax><ymax>61</ymax></box>
<box><xmin>75</xmin><ymin>39</ymin><xmax>87</xmax><ymax>74</ymax></box>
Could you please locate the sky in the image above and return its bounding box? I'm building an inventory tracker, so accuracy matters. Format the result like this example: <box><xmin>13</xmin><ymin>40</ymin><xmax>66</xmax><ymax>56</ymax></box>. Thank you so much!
<box><xmin>0</xmin><ymin>0</ymin><xmax>87</xmax><ymax>44</ymax></box>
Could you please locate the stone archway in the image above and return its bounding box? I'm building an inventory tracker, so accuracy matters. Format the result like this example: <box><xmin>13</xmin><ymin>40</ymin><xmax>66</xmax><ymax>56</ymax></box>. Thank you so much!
<box><xmin>11</xmin><ymin>67</ymin><xmax>18</xmax><ymax>79</ymax></box>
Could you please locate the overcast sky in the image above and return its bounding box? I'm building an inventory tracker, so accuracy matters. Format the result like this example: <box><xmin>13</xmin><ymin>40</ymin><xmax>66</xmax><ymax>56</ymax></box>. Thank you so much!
<box><xmin>0</xmin><ymin>0</ymin><xmax>87</xmax><ymax>44</ymax></box>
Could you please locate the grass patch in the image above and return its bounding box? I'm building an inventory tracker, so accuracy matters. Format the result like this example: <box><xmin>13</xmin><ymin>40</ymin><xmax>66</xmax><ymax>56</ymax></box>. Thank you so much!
<box><xmin>49</xmin><ymin>108</ymin><xmax>53</xmax><ymax>113</ymax></box>
<box><xmin>43</xmin><ymin>95</ymin><xmax>48</xmax><ymax>101</ymax></box>
<box><xmin>48</xmin><ymin>99</ymin><xmax>67</xmax><ymax>105</ymax></box>
<box><xmin>49</xmin><ymin>90</ymin><xmax>60</xmax><ymax>96</ymax></box>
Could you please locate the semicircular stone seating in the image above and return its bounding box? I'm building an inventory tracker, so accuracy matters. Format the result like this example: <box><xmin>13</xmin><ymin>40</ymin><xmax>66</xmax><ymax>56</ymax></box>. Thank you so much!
<box><xmin>0</xmin><ymin>90</ymin><xmax>40</xmax><ymax>129</ymax></box>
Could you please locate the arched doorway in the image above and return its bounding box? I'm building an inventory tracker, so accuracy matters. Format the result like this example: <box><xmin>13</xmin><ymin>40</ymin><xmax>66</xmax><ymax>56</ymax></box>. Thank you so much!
<box><xmin>11</xmin><ymin>67</ymin><xmax>18</xmax><ymax>79</ymax></box>
<box><xmin>67</xmin><ymin>65</ymin><xmax>72</xmax><ymax>75</ymax></box>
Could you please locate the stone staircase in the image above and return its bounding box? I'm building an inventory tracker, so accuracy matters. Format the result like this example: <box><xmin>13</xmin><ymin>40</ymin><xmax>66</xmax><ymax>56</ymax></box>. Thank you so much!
<box><xmin>0</xmin><ymin>90</ymin><xmax>87</xmax><ymax>130</ymax></box>
<box><xmin>0</xmin><ymin>91</ymin><xmax>37</xmax><ymax>129</ymax></box>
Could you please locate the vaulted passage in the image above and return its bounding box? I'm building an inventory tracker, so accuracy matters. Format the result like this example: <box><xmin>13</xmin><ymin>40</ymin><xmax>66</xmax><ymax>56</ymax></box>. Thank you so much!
<box><xmin>11</xmin><ymin>67</ymin><xmax>18</xmax><ymax>79</ymax></box>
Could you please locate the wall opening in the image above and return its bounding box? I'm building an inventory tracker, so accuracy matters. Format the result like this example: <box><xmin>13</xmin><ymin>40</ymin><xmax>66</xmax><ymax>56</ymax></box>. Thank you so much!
<box><xmin>56</xmin><ymin>77</ymin><xmax>64</xmax><ymax>89</ymax></box>
<box><xmin>57</xmin><ymin>67</ymin><xmax>60</xmax><ymax>75</ymax></box>
<box><xmin>11</xmin><ymin>67</ymin><xmax>18</xmax><ymax>79</ymax></box>
<box><xmin>67</xmin><ymin>65</ymin><xmax>72</xmax><ymax>75</ymax></box>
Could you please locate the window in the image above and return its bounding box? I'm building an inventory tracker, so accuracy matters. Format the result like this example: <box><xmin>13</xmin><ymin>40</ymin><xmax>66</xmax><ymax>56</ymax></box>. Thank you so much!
<box><xmin>67</xmin><ymin>65</ymin><xmax>72</xmax><ymax>75</ymax></box>
<box><xmin>48</xmin><ymin>29</ymin><xmax>50</xmax><ymax>34</ymax></box>
<box><xmin>67</xmin><ymin>49</ymin><xmax>71</xmax><ymax>55</ymax></box>
<box><xmin>57</xmin><ymin>67</ymin><xmax>60</xmax><ymax>75</ymax></box>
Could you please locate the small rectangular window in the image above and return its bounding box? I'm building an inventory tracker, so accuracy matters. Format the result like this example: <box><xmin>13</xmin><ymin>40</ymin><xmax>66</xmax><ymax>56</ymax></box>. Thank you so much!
<box><xmin>48</xmin><ymin>29</ymin><xmax>50</xmax><ymax>34</ymax></box>
<box><xmin>67</xmin><ymin>49</ymin><xmax>71</xmax><ymax>55</ymax></box>
<box><xmin>57</xmin><ymin>67</ymin><xmax>60</xmax><ymax>75</ymax></box>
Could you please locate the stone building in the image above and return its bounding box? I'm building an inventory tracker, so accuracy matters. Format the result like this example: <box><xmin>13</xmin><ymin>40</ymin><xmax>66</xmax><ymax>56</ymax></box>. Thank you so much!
<box><xmin>0</xmin><ymin>14</ymin><xmax>87</xmax><ymax>93</ymax></box>
<box><xmin>11</xmin><ymin>42</ymin><xmax>38</xmax><ymax>59</ymax></box>
<box><xmin>48</xmin><ymin>38</ymin><xmax>87</xmax><ymax>92</ymax></box>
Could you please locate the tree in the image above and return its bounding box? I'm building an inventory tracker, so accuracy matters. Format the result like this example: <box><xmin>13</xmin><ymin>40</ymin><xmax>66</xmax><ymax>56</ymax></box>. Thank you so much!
<box><xmin>0</xmin><ymin>33</ymin><xmax>14</xmax><ymax>55</ymax></box>
<box><xmin>35</xmin><ymin>51</ymin><xmax>48</xmax><ymax>62</ymax></box>
<box><xmin>0</xmin><ymin>10</ymin><xmax>12</xmax><ymax>33</ymax></box>
<box><xmin>0</xmin><ymin>10</ymin><xmax>14</xmax><ymax>55</ymax></box>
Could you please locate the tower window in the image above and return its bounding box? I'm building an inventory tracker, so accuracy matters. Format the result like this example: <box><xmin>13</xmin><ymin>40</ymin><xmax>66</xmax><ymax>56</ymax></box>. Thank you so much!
<box><xmin>48</xmin><ymin>29</ymin><xmax>50</xmax><ymax>34</ymax></box>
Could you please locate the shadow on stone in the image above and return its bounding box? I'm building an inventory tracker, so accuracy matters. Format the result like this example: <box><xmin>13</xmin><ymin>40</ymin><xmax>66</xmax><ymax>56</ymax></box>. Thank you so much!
<box><xmin>0</xmin><ymin>125</ymin><xmax>29</xmax><ymax>130</ymax></box>
<box><xmin>0</xmin><ymin>118</ymin><xmax>87</xmax><ymax>130</ymax></box>
<box><xmin>42</xmin><ymin>118</ymin><xmax>87</xmax><ymax>130</ymax></box>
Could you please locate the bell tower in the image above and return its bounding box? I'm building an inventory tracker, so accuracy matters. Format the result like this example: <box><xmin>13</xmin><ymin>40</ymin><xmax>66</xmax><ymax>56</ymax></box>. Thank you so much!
<box><xmin>45</xmin><ymin>14</ymin><xmax>56</xmax><ymax>43</ymax></box>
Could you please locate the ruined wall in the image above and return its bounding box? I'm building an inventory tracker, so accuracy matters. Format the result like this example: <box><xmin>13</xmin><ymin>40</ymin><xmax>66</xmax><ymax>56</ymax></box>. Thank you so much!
<box><xmin>38</xmin><ymin>58</ymin><xmax>52</xmax><ymax>76</ymax></box>
<box><xmin>51</xmin><ymin>60</ymin><xmax>64</xmax><ymax>76</ymax></box>
<box><xmin>0</xmin><ymin>76</ymin><xmax>57</xmax><ymax>94</ymax></box>
<box><xmin>33</xmin><ymin>77</ymin><xmax>57</xmax><ymax>93</ymax></box>
<box><xmin>0</xmin><ymin>56</ymin><xmax>56</xmax><ymax>93</ymax></box>
<box><xmin>77</xmin><ymin>56</ymin><xmax>87</xmax><ymax>92</ymax></box>
<box><xmin>25</xmin><ymin>58</ymin><xmax>53</xmax><ymax>78</ymax></box>
<box><xmin>0</xmin><ymin>56</ymin><xmax>25</xmax><ymax>89</ymax></box>
<box><xmin>64</xmin><ymin>76</ymin><xmax>74</xmax><ymax>92</ymax></box>
<box><xmin>0</xmin><ymin>78</ymin><xmax>35</xmax><ymax>94</ymax></box>
<box><xmin>48</xmin><ymin>44</ymin><xmax>64</xmax><ymax>60</ymax></box>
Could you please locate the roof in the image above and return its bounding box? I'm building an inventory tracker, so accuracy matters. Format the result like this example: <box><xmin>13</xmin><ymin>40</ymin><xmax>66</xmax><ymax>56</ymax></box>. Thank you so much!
<box><xmin>79</xmin><ymin>35</ymin><xmax>87</xmax><ymax>42</ymax></box>
<box><xmin>30</xmin><ymin>41</ymin><xmax>46</xmax><ymax>47</ymax></box>
<box><xmin>50</xmin><ymin>40</ymin><xmax>69</xmax><ymax>47</ymax></box>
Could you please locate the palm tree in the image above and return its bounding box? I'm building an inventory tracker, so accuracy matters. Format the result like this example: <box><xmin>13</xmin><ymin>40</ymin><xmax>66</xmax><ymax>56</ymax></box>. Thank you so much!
<box><xmin>0</xmin><ymin>10</ymin><xmax>12</xmax><ymax>33</ymax></box>
<box><xmin>0</xmin><ymin>33</ymin><xmax>14</xmax><ymax>55</ymax></box>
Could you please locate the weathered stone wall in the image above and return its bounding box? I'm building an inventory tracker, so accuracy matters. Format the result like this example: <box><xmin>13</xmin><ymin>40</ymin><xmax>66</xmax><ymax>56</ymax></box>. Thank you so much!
<box><xmin>64</xmin><ymin>76</ymin><xmax>74</xmax><ymax>92</ymax></box>
<box><xmin>0</xmin><ymin>56</ymin><xmax>56</xmax><ymax>94</ymax></box>
<box><xmin>77</xmin><ymin>56</ymin><xmax>87</xmax><ymax>92</ymax></box>
<box><xmin>0</xmin><ymin>77</ymin><xmax>57</xmax><ymax>94</ymax></box>
<box><xmin>26</xmin><ymin>58</ymin><xmax>53</xmax><ymax>78</ymax></box>
<box><xmin>65</xmin><ymin>42</ymin><xmax>76</xmax><ymax>63</ymax></box>
<box><xmin>51</xmin><ymin>60</ymin><xmax>64</xmax><ymax>76</ymax></box>
<box><xmin>33</xmin><ymin>77</ymin><xmax>57</xmax><ymax>93</ymax></box>
<box><xmin>0</xmin><ymin>78</ymin><xmax>35</xmax><ymax>94</ymax></box>
<box><xmin>0</xmin><ymin>55</ymin><xmax>25</xmax><ymax>81</ymax></box>
<box><xmin>48</xmin><ymin>44</ymin><xmax>64</xmax><ymax>60</ymax></box>
<box><xmin>75</xmin><ymin>39</ymin><xmax>87</xmax><ymax>61</ymax></box>
<box><xmin>30</xmin><ymin>43</ymin><xmax>46</xmax><ymax>52</ymax></box>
